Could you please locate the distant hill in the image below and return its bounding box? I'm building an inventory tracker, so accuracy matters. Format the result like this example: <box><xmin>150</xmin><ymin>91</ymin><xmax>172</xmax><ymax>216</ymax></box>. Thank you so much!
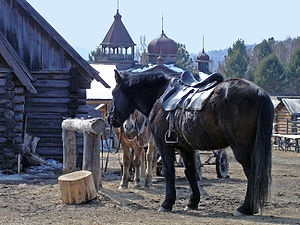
<box><xmin>207</xmin><ymin>49</ymin><xmax>228</xmax><ymax>72</ymax></box>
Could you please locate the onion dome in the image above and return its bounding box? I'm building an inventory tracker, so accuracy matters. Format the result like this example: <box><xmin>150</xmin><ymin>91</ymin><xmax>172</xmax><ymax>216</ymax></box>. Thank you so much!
<box><xmin>196</xmin><ymin>48</ymin><xmax>210</xmax><ymax>62</ymax></box>
<box><xmin>148</xmin><ymin>31</ymin><xmax>178</xmax><ymax>55</ymax></box>
<box><xmin>147</xmin><ymin>31</ymin><xmax>178</xmax><ymax>64</ymax></box>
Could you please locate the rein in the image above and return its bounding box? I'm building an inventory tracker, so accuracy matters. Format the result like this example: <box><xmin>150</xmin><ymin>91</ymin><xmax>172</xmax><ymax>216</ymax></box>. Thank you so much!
<box><xmin>101</xmin><ymin>124</ymin><xmax>123</xmax><ymax>173</ymax></box>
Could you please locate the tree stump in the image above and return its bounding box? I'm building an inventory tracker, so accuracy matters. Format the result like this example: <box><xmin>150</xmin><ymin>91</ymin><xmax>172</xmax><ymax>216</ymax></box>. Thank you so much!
<box><xmin>58</xmin><ymin>170</ymin><xmax>97</xmax><ymax>204</ymax></box>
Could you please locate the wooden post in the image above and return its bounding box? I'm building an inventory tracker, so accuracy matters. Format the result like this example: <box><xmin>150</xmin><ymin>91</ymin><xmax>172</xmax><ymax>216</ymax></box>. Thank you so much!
<box><xmin>62</xmin><ymin>129</ymin><xmax>76</xmax><ymax>174</ymax></box>
<box><xmin>93</xmin><ymin>133</ymin><xmax>101</xmax><ymax>188</ymax></box>
<box><xmin>61</xmin><ymin>117</ymin><xmax>106</xmax><ymax>190</ymax></box>
<box><xmin>82</xmin><ymin>132</ymin><xmax>102</xmax><ymax>190</ymax></box>
<box><xmin>58</xmin><ymin>170</ymin><xmax>97</xmax><ymax>204</ymax></box>
<box><xmin>82</xmin><ymin>132</ymin><xmax>93</xmax><ymax>171</ymax></box>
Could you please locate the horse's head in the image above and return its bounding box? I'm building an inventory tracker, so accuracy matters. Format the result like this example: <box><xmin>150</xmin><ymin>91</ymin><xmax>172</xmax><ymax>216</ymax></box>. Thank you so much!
<box><xmin>108</xmin><ymin>70</ymin><xmax>135</xmax><ymax>127</ymax></box>
<box><xmin>123</xmin><ymin>113</ymin><xmax>136</xmax><ymax>135</ymax></box>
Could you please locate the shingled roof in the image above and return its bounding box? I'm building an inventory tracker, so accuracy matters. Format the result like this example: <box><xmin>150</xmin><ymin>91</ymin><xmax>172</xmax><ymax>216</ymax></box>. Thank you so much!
<box><xmin>101</xmin><ymin>10</ymin><xmax>135</xmax><ymax>47</ymax></box>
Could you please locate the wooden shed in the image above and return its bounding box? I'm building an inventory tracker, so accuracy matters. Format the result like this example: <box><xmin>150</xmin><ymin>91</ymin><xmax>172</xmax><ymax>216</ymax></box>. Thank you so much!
<box><xmin>274</xmin><ymin>97</ymin><xmax>300</xmax><ymax>135</ymax></box>
<box><xmin>0</xmin><ymin>0</ymin><xmax>109</xmax><ymax>170</ymax></box>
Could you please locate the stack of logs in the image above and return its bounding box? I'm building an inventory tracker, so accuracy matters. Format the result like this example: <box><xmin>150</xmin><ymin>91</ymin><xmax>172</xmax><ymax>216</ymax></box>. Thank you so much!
<box><xmin>0</xmin><ymin>72</ymin><xmax>23</xmax><ymax>170</ymax></box>
<box><xmin>58</xmin><ymin>117</ymin><xmax>106</xmax><ymax>204</ymax></box>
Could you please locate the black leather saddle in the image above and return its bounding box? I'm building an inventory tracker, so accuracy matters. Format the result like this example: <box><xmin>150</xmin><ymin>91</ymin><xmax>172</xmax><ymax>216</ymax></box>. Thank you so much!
<box><xmin>160</xmin><ymin>71</ymin><xmax>224</xmax><ymax>111</ymax></box>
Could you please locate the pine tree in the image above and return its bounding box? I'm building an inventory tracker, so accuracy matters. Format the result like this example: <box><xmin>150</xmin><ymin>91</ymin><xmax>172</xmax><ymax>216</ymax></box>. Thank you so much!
<box><xmin>253</xmin><ymin>54</ymin><xmax>285</xmax><ymax>94</ymax></box>
<box><xmin>286</xmin><ymin>49</ymin><xmax>300</xmax><ymax>94</ymax></box>
<box><xmin>221</xmin><ymin>39</ymin><xmax>249</xmax><ymax>78</ymax></box>
<box><xmin>176</xmin><ymin>43</ymin><xmax>195</xmax><ymax>72</ymax></box>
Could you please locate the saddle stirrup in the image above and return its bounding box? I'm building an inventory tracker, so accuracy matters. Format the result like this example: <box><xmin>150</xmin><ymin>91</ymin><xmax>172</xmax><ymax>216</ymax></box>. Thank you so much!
<box><xmin>165</xmin><ymin>111</ymin><xmax>178</xmax><ymax>144</ymax></box>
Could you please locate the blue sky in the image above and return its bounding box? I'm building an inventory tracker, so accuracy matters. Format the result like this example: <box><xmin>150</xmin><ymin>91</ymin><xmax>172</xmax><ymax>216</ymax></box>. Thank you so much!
<box><xmin>27</xmin><ymin>0</ymin><xmax>300</xmax><ymax>58</ymax></box>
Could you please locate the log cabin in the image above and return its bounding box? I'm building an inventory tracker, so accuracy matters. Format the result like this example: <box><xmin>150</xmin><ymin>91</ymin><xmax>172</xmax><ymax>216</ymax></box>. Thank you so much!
<box><xmin>0</xmin><ymin>0</ymin><xmax>109</xmax><ymax>170</ymax></box>
<box><xmin>274</xmin><ymin>97</ymin><xmax>300</xmax><ymax>135</ymax></box>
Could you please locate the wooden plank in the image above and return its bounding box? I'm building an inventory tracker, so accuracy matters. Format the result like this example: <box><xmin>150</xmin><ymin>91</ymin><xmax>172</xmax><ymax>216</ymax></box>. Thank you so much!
<box><xmin>26</xmin><ymin>88</ymin><xmax>85</xmax><ymax>98</ymax></box>
<box><xmin>25</xmin><ymin>104</ymin><xmax>68</xmax><ymax>113</ymax></box>
<box><xmin>26</xmin><ymin>116</ymin><xmax>63</xmax><ymax>129</ymax></box>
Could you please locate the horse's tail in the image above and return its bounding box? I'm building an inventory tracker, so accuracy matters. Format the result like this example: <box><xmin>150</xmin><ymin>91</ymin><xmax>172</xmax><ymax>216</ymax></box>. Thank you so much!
<box><xmin>249</xmin><ymin>89</ymin><xmax>274</xmax><ymax>212</ymax></box>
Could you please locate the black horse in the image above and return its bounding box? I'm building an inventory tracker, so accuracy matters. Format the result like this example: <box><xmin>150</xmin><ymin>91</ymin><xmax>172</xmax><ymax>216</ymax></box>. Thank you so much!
<box><xmin>109</xmin><ymin>70</ymin><xmax>274</xmax><ymax>216</ymax></box>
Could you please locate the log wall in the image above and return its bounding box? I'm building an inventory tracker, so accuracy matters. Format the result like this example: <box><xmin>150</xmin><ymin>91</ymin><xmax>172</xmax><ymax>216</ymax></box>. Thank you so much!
<box><xmin>0</xmin><ymin>69</ymin><xmax>25</xmax><ymax>168</ymax></box>
<box><xmin>274</xmin><ymin>103</ymin><xmax>300</xmax><ymax>134</ymax></box>
<box><xmin>25</xmin><ymin>70</ymin><xmax>88</xmax><ymax>159</ymax></box>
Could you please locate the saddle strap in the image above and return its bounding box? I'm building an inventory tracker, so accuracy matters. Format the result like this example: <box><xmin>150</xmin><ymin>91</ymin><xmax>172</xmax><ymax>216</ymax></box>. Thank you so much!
<box><xmin>165</xmin><ymin>111</ymin><xmax>178</xmax><ymax>144</ymax></box>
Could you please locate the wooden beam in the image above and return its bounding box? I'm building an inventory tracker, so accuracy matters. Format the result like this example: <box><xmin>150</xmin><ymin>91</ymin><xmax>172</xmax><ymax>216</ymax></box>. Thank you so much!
<box><xmin>61</xmin><ymin>117</ymin><xmax>106</xmax><ymax>135</ymax></box>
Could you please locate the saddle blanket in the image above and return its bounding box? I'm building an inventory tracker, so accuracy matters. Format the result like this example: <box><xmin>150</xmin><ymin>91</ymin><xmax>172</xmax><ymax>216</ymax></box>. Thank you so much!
<box><xmin>160</xmin><ymin>71</ymin><xmax>224</xmax><ymax>111</ymax></box>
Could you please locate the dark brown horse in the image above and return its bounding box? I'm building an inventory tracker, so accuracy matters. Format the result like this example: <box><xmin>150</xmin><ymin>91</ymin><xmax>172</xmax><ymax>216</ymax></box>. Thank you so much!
<box><xmin>109</xmin><ymin>70</ymin><xmax>274</xmax><ymax>216</ymax></box>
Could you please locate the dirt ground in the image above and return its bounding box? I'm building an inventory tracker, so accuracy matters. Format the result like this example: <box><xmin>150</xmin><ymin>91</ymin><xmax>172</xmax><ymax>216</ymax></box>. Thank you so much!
<box><xmin>0</xmin><ymin>148</ymin><xmax>299</xmax><ymax>225</ymax></box>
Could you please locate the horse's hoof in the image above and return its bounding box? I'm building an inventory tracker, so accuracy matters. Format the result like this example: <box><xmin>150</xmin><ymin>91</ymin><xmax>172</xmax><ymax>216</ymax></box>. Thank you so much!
<box><xmin>118</xmin><ymin>185</ymin><xmax>128</xmax><ymax>190</ymax></box>
<box><xmin>158</xmin><ymin>207</ymin><xmax>172</xmax><ymax>212</ymax></box>
<box><xmin>233</xmin><ymin>209</ymin><xmax>245</xmax><ymax>216</ymax></box>
<box><xmin>234</xmin><ymin>206</ymin><xmax>258</xmax><ymax>216</ymax></box>
<box><xmin>145</xmin><ymin>181</ymin><xmax>152</xmax><ymax>188</ymax></box>
<box><xmin>184</xmin><ymin>206</ymin><xmax>198</xmax><ymax>211</ymax></box>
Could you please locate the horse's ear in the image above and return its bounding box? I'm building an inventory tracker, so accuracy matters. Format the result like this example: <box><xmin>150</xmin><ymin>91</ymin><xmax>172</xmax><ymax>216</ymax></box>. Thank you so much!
<box><xmin>114</xmin><ymin>70</ymin><xmax>123</xmax><ymax>84</ymax></box>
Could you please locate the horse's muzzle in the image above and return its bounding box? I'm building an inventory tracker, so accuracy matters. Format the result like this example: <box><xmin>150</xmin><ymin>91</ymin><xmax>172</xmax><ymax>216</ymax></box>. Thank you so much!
<box><xmin>108</xmin><ymin>114</ymin><xmax>121</xmax><ymax>128</ymax></box>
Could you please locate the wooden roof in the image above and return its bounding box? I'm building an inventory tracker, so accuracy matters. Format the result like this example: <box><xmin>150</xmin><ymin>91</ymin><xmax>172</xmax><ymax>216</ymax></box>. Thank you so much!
<box><xmin>0</xmin><ymin>32</ymin><xmax>37</xmax><ymax>94</ymax></box>
<box><xmin>0</xmin><ymin>0</ymin><xmax>110</xmax><ymax>88</ymax></box>
<box><xmin>101</xmin><ymin>10</ymin><xmax>135</xmax><ymax>47</ymax></box>
<box><xmin>281</xmin><ymin>98</ymin><xmax>300</xmax><ymax>116</ymax></box>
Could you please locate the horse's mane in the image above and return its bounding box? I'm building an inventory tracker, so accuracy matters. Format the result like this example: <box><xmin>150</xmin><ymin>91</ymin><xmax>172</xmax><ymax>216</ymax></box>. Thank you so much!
<box><xmin>122</xmin><ymin>71</ymin><xmax>170</xmax><ymax>89</ymax></box>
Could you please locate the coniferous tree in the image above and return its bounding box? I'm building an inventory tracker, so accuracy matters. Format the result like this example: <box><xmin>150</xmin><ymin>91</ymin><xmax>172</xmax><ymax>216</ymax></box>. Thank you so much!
<box><xmin>286</xmin><ymin>49</ymin><xmax>300</xmax><ymax>94</ymax></box>
<box><xmin>253</xmin><ymin>53</ymin><xmax>285</xmax><ymax>94</ymax></box>
<box><xmin>176</xmin><ymin>43</ymin><xmax>195</xmax><ymax>72</ymax></box>
<box><xmin>88</xmin><ymin>47</ymin><xmax>102</xmax><ymax>63</ymax></box>
<box><xmin>220</xmin><ymin>39</ymin><xmax>249</xmax><ymax>78</ymax></box>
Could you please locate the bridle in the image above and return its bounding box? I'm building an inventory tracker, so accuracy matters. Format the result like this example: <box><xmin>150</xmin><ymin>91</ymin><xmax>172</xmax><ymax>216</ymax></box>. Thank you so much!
<box><xmin>123</xmin><ymin>112</ymin><xmax>152</xmax><ymax>148</ymax></box>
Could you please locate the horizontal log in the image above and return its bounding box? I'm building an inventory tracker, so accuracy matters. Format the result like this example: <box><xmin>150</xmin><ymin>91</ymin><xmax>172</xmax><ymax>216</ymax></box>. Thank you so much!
<box><xmin>62</xmin><ymin>118</ymin><xmax>106</xmax><ymax>134</ymax></box>
<box><xmin>34</xmin><ymin>79</ymin><xmax>70</xmax><ymax>88</ymax></box>
<box><xmin>0</xmin><ymin>68</ymin><xmax>12</xmax><ymax>73</ymax></box>
<box><xmin>0</xmin><ymin>87</ymin><xmax>24</xmax><ymax>95</ymax></box>
<box><xmin>0</xmin><ymin>123</ymin><xmax>22</xmax><ymax>132</ymax></box>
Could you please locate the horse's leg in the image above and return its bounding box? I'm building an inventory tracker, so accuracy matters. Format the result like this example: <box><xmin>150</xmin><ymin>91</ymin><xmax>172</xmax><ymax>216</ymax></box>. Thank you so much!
<box><xmin>230</xmin><ymin>145</ymin><xmax>258</xmax><ymax>216</ymax></box>
<box><xmin>119</xmin><ymin>145</ymin><xmax>132</xmax><ymax>189</ymax></box>
<box><xmin>157</xmin><ymin>141</ymin><xmax>176</xmax><ymax>211</ymax></box>
<box><xmin>234</xmin><ymin>162</ymin><xmax>258</xmax><ymax>216</ymax></box>
<box><xmin>140</xmin><ymin>148</ymin><xmax>146</xmax><ymax>186</ymax></box>
<box><xmin>180</xmin><ymin>149</ymin><xmax>200</xmax><ymax>210</ymax></box>
<box><xmin>145</xmin><ymin>139</ymin><xmax>155</xmax><ymax>187</ymax></box>
<box><xmin>133</xmin><ymin>147</ymin><xmax>142</xmax><ymax>187</ymax></box>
